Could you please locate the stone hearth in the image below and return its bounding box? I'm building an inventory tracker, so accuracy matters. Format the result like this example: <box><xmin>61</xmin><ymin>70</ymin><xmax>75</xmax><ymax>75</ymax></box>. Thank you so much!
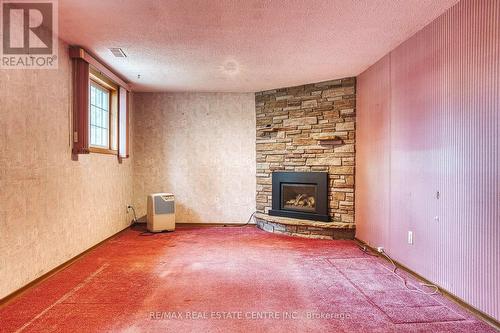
<box><xmin>255</xmin><ymin>213</ymin><xmax>355</xmax><ymax>240</ymax></box>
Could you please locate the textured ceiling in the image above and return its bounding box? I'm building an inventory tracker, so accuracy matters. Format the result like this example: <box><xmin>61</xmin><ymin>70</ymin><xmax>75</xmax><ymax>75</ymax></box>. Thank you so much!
<box><xmin>58</xmin><ymin>0</ymin><xmax>458</xmax><ymax>92</ymax></box>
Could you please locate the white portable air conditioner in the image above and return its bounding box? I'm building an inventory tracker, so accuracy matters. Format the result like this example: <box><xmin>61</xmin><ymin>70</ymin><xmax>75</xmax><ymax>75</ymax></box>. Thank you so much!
<box><xmin>147</xmin><ymin>193</ymin><xmax>175</xmax><ymax>232</ymax></box>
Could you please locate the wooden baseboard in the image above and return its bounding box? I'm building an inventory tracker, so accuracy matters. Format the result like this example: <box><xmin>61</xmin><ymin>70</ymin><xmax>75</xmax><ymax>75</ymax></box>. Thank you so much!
<box><xmin>354</xmin><ymin>238</ymin><xmax>500</xmax><ymax>330</ymax></box>
<box><xmin>176</xmin><ymin>222</ymin><xmax>255</xmax><ymax>227</ymax></box>
<box><xmin>133</xmin><ymin>222</ymin><xmax>255</xmax><ymax>228</ymax></box>
<box><xmin>0</xmin><ymin>225</ymin><xmax>131</xmax><ymax>308</ymax></box>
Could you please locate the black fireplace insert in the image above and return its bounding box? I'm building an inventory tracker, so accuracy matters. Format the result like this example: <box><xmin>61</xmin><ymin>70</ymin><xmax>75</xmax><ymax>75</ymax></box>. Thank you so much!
<box><xmin>269</xmin><ymin>172</ymin><xmax>329</xmax><ymax>222</ymax></box>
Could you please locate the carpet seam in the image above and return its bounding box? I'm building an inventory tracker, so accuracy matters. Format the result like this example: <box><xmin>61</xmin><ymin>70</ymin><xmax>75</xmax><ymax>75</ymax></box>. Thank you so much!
<box><xmin>13</xmin><ymin>264</ymin><xmax>110</xmax><ymax>333</ymax></box>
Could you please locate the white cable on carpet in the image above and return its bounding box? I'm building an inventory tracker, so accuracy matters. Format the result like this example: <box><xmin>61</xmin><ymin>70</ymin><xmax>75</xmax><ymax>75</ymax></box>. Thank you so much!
<box><xmin>380</xmin><ymin>249</ymin><xmax>439</xmax><ymax>295</ymax></box>
<box><xmin>359</xmin><ymin>245</ymin><xmax>439</xmax><ymax>295</ymax></box>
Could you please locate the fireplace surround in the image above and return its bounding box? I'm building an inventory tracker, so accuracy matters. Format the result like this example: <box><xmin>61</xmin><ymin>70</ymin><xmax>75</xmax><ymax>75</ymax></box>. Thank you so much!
<box><xmin>269</xmin><ymin>172</ymin><xmax>329</xmax><ymax>222</ymax></box>
<box><xmin>255</xmin><ymin>78</ymin><xmax>356</xmax><ymax>225</ymax></box>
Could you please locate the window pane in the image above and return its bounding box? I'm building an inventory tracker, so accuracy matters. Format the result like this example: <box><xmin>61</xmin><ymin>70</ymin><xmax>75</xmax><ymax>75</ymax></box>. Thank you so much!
<box><xmin>90</xmin><ymin>106</ymin><xmax>96</xmax><ymax>126</ymax></box>
<box><xmin>96</xmin><ymin>108</ymin><xmax>102</xmax><ymax>127</ymax></box>
<box><xmin>102</xmin><ymin>93</ymin><xmax>108</xmax><ymax>109</ymax></box>
<box><xmin>91</xmin><ymin>125</ymin><xmax>96</xmax><ymax>146</ymax></box>
<box><xmin>95</xmin><ymin>127</ymin><xmax>101</xmax><ymax>145</ymax></box>
<box><xmin>102</xmin><ymin>128</ymin><xmax>108</xmax><ymax>146</ymax></box>
<box><xmin>102</xmin><ymin>110</ymin><xmax>108</xmax><ymax>128</ymax></box>
<box><xmin>96</xmin><ymin>90</ymin><xmax>101</xmax><ymax>108</ymax></box>
<box><xmin>89</xmin><ymin>82</ymin><xmax>111</xmax><ymax>148</ymax></box>
<box><xmin>95</xmin><ymin>109</ymin><xmax>99</xmax><ymax>127</ymax></box>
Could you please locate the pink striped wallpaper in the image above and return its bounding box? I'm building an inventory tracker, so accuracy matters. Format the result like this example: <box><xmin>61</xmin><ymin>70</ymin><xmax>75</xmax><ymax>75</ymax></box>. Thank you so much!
<box><xmin>357</xmin><ymin>0</ymin><xmax>499</xmax><ymax>321</ymax></box>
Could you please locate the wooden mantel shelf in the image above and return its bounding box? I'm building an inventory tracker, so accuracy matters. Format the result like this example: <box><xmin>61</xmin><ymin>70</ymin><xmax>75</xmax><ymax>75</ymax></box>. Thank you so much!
<box><xmin>317</xmin><ymin>136</ymin><xmax>343</xmax><ymax>145</ymax></box>
<box><xmin>257</xmin><ymin>126</ymin><xmax>295</xmax><ymax>133</ymax></box>
<box><xmin>317</xmin><ymin>135</ymin><xmax>341</xmax><ymax>141</ymax></box>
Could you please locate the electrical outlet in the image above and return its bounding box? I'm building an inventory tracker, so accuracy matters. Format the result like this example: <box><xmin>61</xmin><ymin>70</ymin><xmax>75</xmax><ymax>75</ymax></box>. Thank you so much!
<box><xmin>376</xmin><ymin>246</ymin><xmax>384</xmax><ymax>253</ymax></box>
<box><xmin>408</xmin><ymin>231</ymin><xmax>413</xmax><ymax>244</ymax></box>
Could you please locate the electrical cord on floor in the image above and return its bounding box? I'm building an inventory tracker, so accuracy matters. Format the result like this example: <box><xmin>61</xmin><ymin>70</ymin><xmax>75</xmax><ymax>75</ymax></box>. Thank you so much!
<box><xmin>358</xmin><ymin>244</ymin><xmax>379</xmax><ymax>257</ymax></box>
<box><xmin>139</xmin><ymin>230</ymin><xmax>171</xmax><ymax>236</ymax></box>
<box><xmin>127</xmin><ymin>205</ymin><xmax>138</xmax><ymax>225</ymax></box>
<box><xmin>134</xmin><ymin>210</ymin><xmax>257</xmax><ymax>233</ymax></box>
<box><xmin>139</xmin><ymin>231</ymin><xmax>156</xmax><ymax>236</ymax></box>
<box><xmin>126</xmin><ymin>204</ymin><xmax>166</xmax><ymax>236</ymax></box>
<box><xmin>243</xmin><ymin>211</ymin><xmax>257</xmax><ymax>226</ymax></box>
<box><xmin>223</xmin><ymin>211</ymin><xmax>257</xmax><ymax>227</ymax></box>
<box><xmin>379</xmin><ymin>249</ymin><xmax>440</xmax><ymax>295</ymax></box>
<box><xmin>358</xmin><ymin>245</ymin><xmax>439</xmax><ymax>295</ymax></box>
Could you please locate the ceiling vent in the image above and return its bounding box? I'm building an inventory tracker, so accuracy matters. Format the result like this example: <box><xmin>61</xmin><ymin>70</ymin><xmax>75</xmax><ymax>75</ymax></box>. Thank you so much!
<box><xmin>109</xmin><ymin>48</ymin><xmax>127</xmax><ymax>58</ymax></box>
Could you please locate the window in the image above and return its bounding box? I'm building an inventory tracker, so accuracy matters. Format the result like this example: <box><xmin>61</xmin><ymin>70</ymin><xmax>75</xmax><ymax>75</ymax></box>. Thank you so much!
<box><xmin>71</xmin><ymin>46</ymin><xmax>129</xmax><ymax>159</ymax></box>
<box><xmin>88</xmin><ymin>68</ymin><xmax>119</xmax><ymax>154</ymax></box>
<box><xmin>90</xmin><ymin>81</ymin><xmax>110</xmax><ymax>148</ymax></box>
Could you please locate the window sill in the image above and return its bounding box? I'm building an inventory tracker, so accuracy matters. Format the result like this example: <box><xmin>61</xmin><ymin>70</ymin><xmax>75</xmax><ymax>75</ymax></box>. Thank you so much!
<box><xmin>89</xmin><ymin>147</ymin><xmax>118</xmax><ymax>155</ymax></box>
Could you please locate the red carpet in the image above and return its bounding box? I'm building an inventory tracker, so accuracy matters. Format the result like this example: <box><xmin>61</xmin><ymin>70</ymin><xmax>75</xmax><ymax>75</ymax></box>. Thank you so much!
<box><xmin>0</xmin><ymin>226</ymin><xmax>496</xmax><ymax>332</ymax></box>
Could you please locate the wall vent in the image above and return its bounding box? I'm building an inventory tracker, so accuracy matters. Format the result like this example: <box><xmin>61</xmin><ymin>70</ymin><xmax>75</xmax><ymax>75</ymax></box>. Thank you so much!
<box><xmin>109</xmin><ymin>48</ymin><xmax>127</xmax><ymax>58</ymax></box>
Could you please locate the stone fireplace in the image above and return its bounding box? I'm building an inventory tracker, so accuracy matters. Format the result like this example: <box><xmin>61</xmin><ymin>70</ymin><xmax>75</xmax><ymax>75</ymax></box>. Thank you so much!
<box><xmin>254</xmin><ymin>77</ymin><xmax>356</xmax><ymax>239</ymax></box>
<box><xmin>269</xmin><ymin>172</ymin><xmax>329</xmax><ymax>221</ymax></box>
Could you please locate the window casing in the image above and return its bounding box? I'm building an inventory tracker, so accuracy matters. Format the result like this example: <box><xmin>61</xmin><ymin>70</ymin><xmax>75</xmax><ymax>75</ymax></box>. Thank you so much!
<box><xmin>70</xmin><ymin>46</ymin><xmax>130</xmax><ymax>159</ymax></box>
<box><xmin>88</xmin><ymin>68</ymin><xmax>119</xmax><ymax>154</ymax></box>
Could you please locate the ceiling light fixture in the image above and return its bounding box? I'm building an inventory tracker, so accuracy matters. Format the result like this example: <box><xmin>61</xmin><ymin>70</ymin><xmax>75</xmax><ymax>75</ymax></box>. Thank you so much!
<box><xmin>220</xmin><ymin>59</ymin><xmax>240</xmax><ymax>76</ymax></box>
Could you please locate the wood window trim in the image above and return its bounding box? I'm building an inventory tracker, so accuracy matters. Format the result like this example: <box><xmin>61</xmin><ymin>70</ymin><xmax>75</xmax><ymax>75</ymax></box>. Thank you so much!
<box><xmin>117</xmin><ymin>88</ymin><xmax>129</xmax><ymax>160</ymax></box>
<box><xmin>70</xmin><ymin>47</ymin><xmax>130</xmax><ymax>90</ymax></box>
<box><xmin>90</xmin><ymin>69</ymin><xmax>117</xmax><ymax>92</ymax></box>
<box><xmin>70</xmin><ymin>46</ymin><xmax>130</xmax><ymax>159</ymax></box>
<box><xmin>72</xmin><ymin>58</ymin><xmax>90</xmax><ymax>154</ymax></box>
<box><xmin>88</xmin><ymin>146</ymin><xmax>118</xmax><ymax>155</ymax></box>
<box><xmin>89</xmin><ymin>79</ymin><xmax>118</xmax><ymax>154</ymax></box>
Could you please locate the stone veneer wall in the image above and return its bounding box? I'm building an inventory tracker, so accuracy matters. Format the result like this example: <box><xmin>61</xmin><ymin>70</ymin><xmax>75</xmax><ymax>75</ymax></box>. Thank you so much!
<box><xmin>255</xmin><ymin>78</ymin><xmax>356</xmax><ymax>224</ymax></box>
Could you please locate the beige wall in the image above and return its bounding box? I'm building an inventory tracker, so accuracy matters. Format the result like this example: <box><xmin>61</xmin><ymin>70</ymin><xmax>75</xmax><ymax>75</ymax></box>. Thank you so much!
<box><xmin>0</xmin><ymin>42</ymin><xmax>134</xmax><ymax>299</ymax></box>
<box><xmin>132</xmin><ymin>93</ymin><xmax>256</xmax><ymax>223</ymax></box>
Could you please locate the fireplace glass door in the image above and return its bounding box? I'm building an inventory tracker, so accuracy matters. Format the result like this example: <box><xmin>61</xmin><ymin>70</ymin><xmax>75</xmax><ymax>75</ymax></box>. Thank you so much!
<box><xmin>281</xmin><ymin>183</ymin><xmax>317</xmax><ymax>213</ymax></box>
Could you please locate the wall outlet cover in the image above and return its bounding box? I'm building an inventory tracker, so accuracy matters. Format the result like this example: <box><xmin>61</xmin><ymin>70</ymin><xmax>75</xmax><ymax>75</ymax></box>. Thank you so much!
<box><xmin>408</xmin><ymin>231</ymin><xmax>413</xmax><ymax>244</ymax></box>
